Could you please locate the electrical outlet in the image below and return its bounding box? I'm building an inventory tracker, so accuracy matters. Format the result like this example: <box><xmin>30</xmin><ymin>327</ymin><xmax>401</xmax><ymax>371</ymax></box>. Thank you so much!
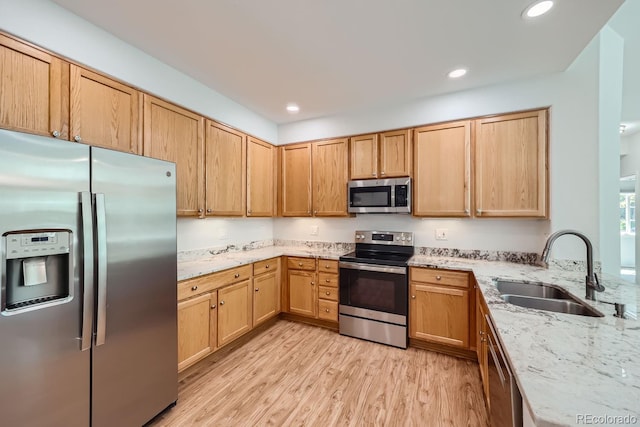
<box><xmin>435</xmin><ymin>228</ymin><xmax>448</xmax><ymax>241</ymax></box>
<box><xmin>310</xmin><ymin>225</ymin><xmax>319</xmax><ymax>236</ymax></box>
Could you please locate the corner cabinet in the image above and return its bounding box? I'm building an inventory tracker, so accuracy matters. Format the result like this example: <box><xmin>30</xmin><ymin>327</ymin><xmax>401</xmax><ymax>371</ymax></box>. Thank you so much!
<box><xmin>0</xmin><ymin>33</ymin><xmax>69</xmax><ymax>139</ymax></box>
<box><xmin>247</xmin><ymin>137</ymin><xmax>276</xmax><ymax>217</ymax></box>
<box><xmin>312</xmin><ymin>138</ymin><xmax>349</xmax><ymax>216</ymax></box>
<box><xmin>349</xmin><ymin>130</ymin><xmax>411</xmax><ymax>179</ymax></box>
<box><xmin>413</xmin><ymin>121</ymin><xmax>471</xmax><ymax>217</ymax></box>
<box><xmin>70</xmin><ymin>65</ymin><xmax>141</xmax><ymax>154</ymax></box>
<box><xmin>143</xmin><ymin>95</ymin><xmax>205</xmax><ymax>216</ymax></box>
<box><xmin>474</xmin><ymin>109</ymin><xmax>548</xmax><ymax>218</ymax></box>
<box><xmin>409</xmin><ymin>267</ymin><xmax>470</xmax><ymax>348</ymax></box>
<box><xmin>205</xmin><ymin>121</ymin><xmax>246</xmax><ymax>216</ymax></box>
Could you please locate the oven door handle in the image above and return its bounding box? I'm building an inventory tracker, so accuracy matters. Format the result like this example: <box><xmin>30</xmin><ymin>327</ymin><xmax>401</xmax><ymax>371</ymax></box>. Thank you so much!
<box><xmin>339</xmin><ymin>261</ymin><xmax>406</xmax><ymax>275</ymax></box>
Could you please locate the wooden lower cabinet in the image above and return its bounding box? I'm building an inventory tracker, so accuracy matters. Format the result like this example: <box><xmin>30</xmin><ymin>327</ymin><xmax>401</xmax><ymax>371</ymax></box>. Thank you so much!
<box><xmin>286</xmin><ymin>257</ymin><xmax>339</xmax><ymax>322</ymax></box>
<box><xmin>409</xmin><ymin>267</ymin><xmax>470</xmax><ymax>349</ymax></box>
<box><xmin>218</xmin><ymin>279</ymin><xmax>253</xmax><ymax>347</ymax></box>
<box><xmin>253</xmin><ymin>270</ymin><xmax>280</xmax><ymax>326</ymax></box>
<box><xmin>178</xmin><ymin>291</ymin><xmax>217</xmax><ymax>372</ymax></box>
<box><xmin>477</xmin><ymin>288</ymin><xmax>490</xmax><ymax>408</ymax></box>
<box><xmin>288</xmin><ymin>270</ymin><xmax>317</xmax><ymax>317</ymax></box>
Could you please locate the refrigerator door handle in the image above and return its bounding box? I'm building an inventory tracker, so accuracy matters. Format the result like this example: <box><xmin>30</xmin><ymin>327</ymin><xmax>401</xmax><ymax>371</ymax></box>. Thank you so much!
<box><xmin>95</xmin><ymin>193</ymin><xmax>108</xmax><ymax>346</ymax></box>
<box><xmin>80</xmin><ymin>191</ymin><xmax>94</xmax><ymax>351</ymax></box>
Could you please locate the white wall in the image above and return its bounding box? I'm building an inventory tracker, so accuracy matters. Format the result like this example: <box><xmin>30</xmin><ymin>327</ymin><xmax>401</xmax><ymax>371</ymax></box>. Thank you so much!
<box><xmin>177</xmin><ymin>218</ymin><xmax>273</xmax><ymax>253</ymax></box>
<box><xmin>621</xmin><ymin>132</ymin><xmax>640</xmax><ymax>177</ymax></box>
<box><xmin>0</xmin><ymin>0</ymin><xmax>277</xmax><ymax>143</ymax></box>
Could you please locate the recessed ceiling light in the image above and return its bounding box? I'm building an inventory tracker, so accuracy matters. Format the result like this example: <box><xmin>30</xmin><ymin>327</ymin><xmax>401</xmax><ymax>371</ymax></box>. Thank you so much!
<box><xmin>286</xmin><ymin>103</ymin><xmax>300</xmax><ymax>113</ymax></box>
<box><xmin>522</xmin><ymin>0</ymin><xmax>554</xmax><ymax>18</ymax></box>
<box><xmin>448</xmin><ymin>68</ymin><xmax>467</xmax><ymax>79</ymax></box>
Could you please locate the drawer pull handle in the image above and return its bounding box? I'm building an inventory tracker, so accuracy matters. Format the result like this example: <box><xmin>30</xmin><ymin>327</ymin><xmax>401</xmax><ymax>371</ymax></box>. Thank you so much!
<box><xmin>298</xmin><ymin>262</ymin><xmax>303</xmax><ymax>266</ymax></box>
<box><xmin>436</xmin><ymin>275</ymin><xmax>442</xmax><ymax>280</ymax></box>
<box><xmin>325</xmin><ymin>265</ymin><xmax>330</xmax><ymax>269</ymax></box>
<box><xmin>220</xmin><ymin>300</ymin><xmax>225</xmax><ymax>305</ymax></box>
<box><xmin>325</xmin><ymin>308</ymin><xmax>330</xmax><ymax>313</ymax></box>
<box><xmin>255</xmin><ymin>288</ymin><xmax>259</xmax><ymax>292</ymax></box>
<box><xmin>265</xmin><ymin>265</ymin><xmax>270</xmax><ymax>269</ymax></box>
<box><xmin>411</xmin><ymin>295</ymin><xmax>416</xmax><ymax>299</ymax></box>
<box><xmin>234</xmin><ymin>273</ymin><xmax>240</xmax><ymax>278</ymax></box>
<box><xmin>211</xmin><ymin>304</ymin><xmax>216</xmax><ymax>309</ymax></box>
<box><xmin>325</xmin><ymin>291</ymin><xmax>330</xmax><ymax>295</ymax></box>
<box><xmin>325</xmin><ymin>279</ymin><xmax>330</xmax><ymax>283</ymax></box>
<box><xmin>191</xmin><ymin>286</ymin><xmax>198</xmax><ymax>291</ymax></box>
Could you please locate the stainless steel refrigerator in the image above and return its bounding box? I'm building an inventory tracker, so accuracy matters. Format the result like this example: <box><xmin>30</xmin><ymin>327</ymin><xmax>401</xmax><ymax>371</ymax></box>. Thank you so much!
<box><xmin>0</xmin><ymin>129</ymin><xmax>178</xmax><ymax>427</ymax></box>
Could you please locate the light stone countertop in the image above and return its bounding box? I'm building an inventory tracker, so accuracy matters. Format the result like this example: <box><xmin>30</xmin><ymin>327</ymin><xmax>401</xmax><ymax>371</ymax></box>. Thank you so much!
<box><xmin>178</xmin><ymin>247</ymin><xmax>640</xmax><ymax>427</ymax></box>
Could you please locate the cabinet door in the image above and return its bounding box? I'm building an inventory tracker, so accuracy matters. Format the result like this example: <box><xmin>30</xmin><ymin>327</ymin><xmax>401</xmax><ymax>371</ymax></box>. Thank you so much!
<box><xmin>205</xmin><ymin>121</ymin><xmax>246</xmax><ymax>216</ymax></box>
<box><xmin>177</xmin><ymin>292</ymin><xmax>216</xmax><ymax>371</ymax></box>
<box><xmin>349</xmin><ymin>133</ymin><xmax>378</xmax><ymax>179</ymax></box>
<box><xmin>409</xmin><ymin>283</ymin><xmax>469</xmax><ymax>348</ymax></box>
<box><xmin>217</xmin><ymin>280</ymin><xmax>252</xmax><ymax>347</ymax></box>
<box><xmin>477</xmin><ymin>289</ymin><xmax>490</xmax><ymax>407</ymax></box>
<box><xmin>247</xmin><ymin>137</ymin><xmax>276</xmax><ymax>217</ymax></box>
<box><xmin>281</xmin><ymin>143</ymin><xmax>312</xmax><ymax>216</ymax></box>
<box><xmin>474</xmin><ymin>109</ymin><xmax>547</xmax><ymax>217</ymax></box>
<box><xmin>143</xmin><ymin>95</ymin><xmax>204</xmax><ymax>216</ymax></box>
<box><xmin>288</xmin><ymin>270</ymin><xmax>316</xmax><ymax>318</ymax></box>
<box><xmin>70</xmin><ymin>65</ymin><xmax>141</xmax><ymax>153</ymax></box>
<box><xmin>253</xmin><ymin>271</ymin><xmax>279</xmax><ymax>326</ymax></box>
<box><xmin>312</xmin><ymin>138</ymin><xmax>349</xmax><ymax>216</ymax></box>
<box><xmin>379</xmin><ymin>129</ymin><xmax>411</xmax><ymax>177</ymax></box>
<box><xmin>413</xmin><ymin>121</ymin><xmax>470</xmax><ymax>216</ymax></box>
<box><xmin>0</xmin><ymin>34</ymin><xmax>68</xmax><ymax>139</ymax></box>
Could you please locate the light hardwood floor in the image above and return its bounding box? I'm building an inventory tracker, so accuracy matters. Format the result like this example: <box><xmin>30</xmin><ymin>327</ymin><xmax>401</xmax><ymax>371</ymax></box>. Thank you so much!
<box><xmin>150</xmin><ymin>320</ymin><xmax>488</xmax><ymax>427</ymax></box>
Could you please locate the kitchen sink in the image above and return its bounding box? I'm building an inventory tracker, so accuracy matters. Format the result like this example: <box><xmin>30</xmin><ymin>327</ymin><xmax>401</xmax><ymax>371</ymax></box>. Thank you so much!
<box><xmin>495</xmin><ymin>279</ymin><xmax>604</xmax><ymax>317</ymax></box>
<box><xmin>495</xmin><ymin>280</ymin><xmax>573</xmax><ymax>299</ymax></box>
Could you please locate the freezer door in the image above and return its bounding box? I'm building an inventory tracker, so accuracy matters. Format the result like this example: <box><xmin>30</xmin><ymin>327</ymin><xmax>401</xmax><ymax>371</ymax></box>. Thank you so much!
<box><xmin>0</xmin><ymin>130</ymin><xmax>91</xmax><ymax>427</ymax></box>
<box><xmin>91</xmin><ymin>147</ymin><xmax>177</xmax><ymax>427</ymax></box>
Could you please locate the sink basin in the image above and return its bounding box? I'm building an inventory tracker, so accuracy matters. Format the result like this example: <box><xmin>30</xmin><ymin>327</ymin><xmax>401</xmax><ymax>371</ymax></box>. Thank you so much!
<box><xmin>494</xmin><ymin>279</ymin><xmax>604</xmax><ymax>317</ymax></box>
<box><xmin>495</xmin><ymin>280</ymin><xmax>573</xmax><ymax>299</ymax></box>
<box><xmin>501</xmin><ymin>294</ymin><xmax>604</xmax><ymax>317</ymax></box>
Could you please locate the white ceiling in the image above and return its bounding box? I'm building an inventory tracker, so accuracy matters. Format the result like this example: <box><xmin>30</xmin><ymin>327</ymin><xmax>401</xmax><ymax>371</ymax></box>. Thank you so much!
<box><xmin>52</xmin><ymin>0</ymin><xmax>623</xmax><ymax>124</ymax></box>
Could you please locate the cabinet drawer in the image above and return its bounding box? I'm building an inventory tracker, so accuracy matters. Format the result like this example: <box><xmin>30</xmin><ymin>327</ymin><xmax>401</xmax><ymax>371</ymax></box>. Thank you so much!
<box><xmin>214</xmin><ymin>264</ymin><xmax>253</xmax><ymax>287</ymax></box>
<box><xmin>318</xmin><ymin>286</ymin><xmax>338</xmax><ymax>302</ymax></box>
<box><xmin>178</xmin><ymin>275</ymin><xmax>217</xmax><ymax>301</ymax></box>
<box><xmin>253</xmin><ymin>257</ymin><xmax>279</xmax><ymax>276</ymax></box>
<box><xmin>287</xmin><ymin>257</ymin><xmax>316</xmax><ymax>271</ymax></box>
<box><xmin>318</xmin><ymin>299</ymin><xmax>338</xmax><ymax>321</ymax></box>
<box><xmin>318</xmin><ymin>272</ymin><xmax>339</xmax><ymax>288</ymax></box>
<box><xmin>410</xmin><ymin>267</ymin><xmax>469</xmax><ymax>288</ymax></box>
<box><xmin>317</xmin><ymin>259</ymin><xmax>338</xmax><ymax>274</ymax></box>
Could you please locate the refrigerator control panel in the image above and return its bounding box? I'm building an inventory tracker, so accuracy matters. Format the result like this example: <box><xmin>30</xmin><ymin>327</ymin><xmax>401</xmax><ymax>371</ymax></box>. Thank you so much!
<box><xmin>5</xmin><ymin>231</ymin><xmax>70</xmax><ymax>260</ymax></box>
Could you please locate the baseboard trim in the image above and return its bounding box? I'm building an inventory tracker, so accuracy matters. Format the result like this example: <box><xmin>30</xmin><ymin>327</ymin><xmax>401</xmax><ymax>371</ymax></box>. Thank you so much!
<box><xmin>409</xmin><ymin>338</ymin><xmax>478</xmax><ymax>361</ymax></box>
<box><xmin>279</xmin><ymin>312</ymin><xmax>339</xmax><ymax>331</ymax></box>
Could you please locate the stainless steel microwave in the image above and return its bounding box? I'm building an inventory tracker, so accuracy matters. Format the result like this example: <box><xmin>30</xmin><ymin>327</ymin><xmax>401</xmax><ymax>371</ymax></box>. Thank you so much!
<box><xmin>348</xmin><ymin>178</ymin><xmax>411</xmax><ymax>214</ymax></box>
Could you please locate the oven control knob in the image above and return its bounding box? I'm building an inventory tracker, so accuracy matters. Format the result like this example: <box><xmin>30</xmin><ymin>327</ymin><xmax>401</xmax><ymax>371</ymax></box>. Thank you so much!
<box><xmin>396</xmin><ymin>237</ymin><xmax>400</xmax><ymax>241</ymax></box>
<box><xmin>407</xmin><ymin>236</ymin><xmax>412</xmax><ymax>241</ymax></box>
<box><xmin>401</xmin><ymin>236</ymin><xmax>406</xmax><ymax>241</ymax></box>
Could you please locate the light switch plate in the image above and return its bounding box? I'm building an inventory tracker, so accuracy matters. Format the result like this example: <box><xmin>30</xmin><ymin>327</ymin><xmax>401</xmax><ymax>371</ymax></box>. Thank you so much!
<box><xmin>310</xmin><ymin>225</ymin><xmax>319</xmax><ymax>236</ymax></box>
<box><xmin>435</xmin><ymin>228</ymin><xmax>448</xmax><ymax>241</ymax></box>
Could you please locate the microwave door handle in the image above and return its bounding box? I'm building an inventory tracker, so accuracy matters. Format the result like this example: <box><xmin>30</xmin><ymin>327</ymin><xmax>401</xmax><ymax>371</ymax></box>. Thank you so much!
<box><xmin>390</xmin><ymin>186</ymin><xmax>395</xmax><ymax>207</ymax></box>
<box><xmin>95</xmin><ymin>193</ymin><xmax>107</xmax><ymax>346</ymax></box>
<box><xmin>79</xmin><ymin>191</ymin><xmax>94</xmax><ymax>351</ymax></box>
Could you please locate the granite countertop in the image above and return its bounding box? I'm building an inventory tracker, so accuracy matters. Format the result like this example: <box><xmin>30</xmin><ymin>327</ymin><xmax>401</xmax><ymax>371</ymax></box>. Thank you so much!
<box><xmin>178</xmin><ymin>246</ymin><xmax>640</xmax><ymax>426</ymax></box>
<box><xmin>409</xmin><ymin>255</ymin><xmax>640</xmax><ymax>427</ymax></box>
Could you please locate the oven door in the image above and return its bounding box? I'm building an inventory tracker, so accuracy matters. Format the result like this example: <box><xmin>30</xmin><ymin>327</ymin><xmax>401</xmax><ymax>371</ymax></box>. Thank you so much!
<box><xmin>348</xmin><ymin>183</ymin><xmax>394</xmax><ymax>213</ymax></box>
<box><xmin>339</xmin><ymin>261</ymin><xmax>408</xmax><ymax>319</ymax></box>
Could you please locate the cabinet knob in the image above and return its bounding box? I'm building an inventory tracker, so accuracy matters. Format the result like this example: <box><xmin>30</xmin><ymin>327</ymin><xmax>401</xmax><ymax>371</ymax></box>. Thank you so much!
<box><xmin>314</xmin><ymin>210</ymin><xmax>318</xmax><ymax>215</ymax></box>
<box><xmin>411</xmin><ymin>295</ymin><xmax>416</xmax><ymax>299</ymax></box>
<box><xmin>234</xmin><ymin>273</ymin><xmax>240</xmax><ymax>278</ymax></box>
<box><xmin>372</xmin><ymin>173</ymin><xmax>376</xmax><ymax>177</ymax></box>
<box><xmin>198</xmin><ymin>208</ymin><xmax>203</xmax><ymax>214</ymax></box>
<box><xmin>325</xmin><ymin>291</ymin><xmax>330</xmax><ymax>296</ymax></box>
<box><xmin>211</xmin><ymin>304</ymin><xmax>216</xmax><ymax>309</ymax></box>
<box><xmin>298</xmin><ymin>262</ymin><xmax>303</xmax><ymax>266</ymax></box>
<box><xmin>311</xmin><ymin>281</ymin><xmax>315</xmax><ymax>286</ymax></box>
<box><xmin>476</xmin><ymin>209</ymin><xmax>482</xmax><ymax>215</ymax></box>
<box><xmin>265</xmin><ymin>264</ymin><xmax>270</xmax><ymax>269</ymax></box>
<box><xmin>479</xmin><ymin>331</ymin><xmax>485</xmax><ymax>336</ymax></box>
<box><xmin>436</xmin><ymin>275</ymin><xmax>442</xmax><ymax>281</ymax></box>
<box><xmin>220</xmin><ymin>300</ymin><xmax>225</xmax><ymax>305</ymax></box>
<box><xmin>325</xmin><ymin>279</ymin><xmax>330</xmax><ymax>283</ymax></box>
<box><xmin>325</xmin><ymin>265</ymin><xmax>330</xmax><ymax>269</ymax></box>
<box><xmin>248</xmin><ymin>210</ymin><xmax>252</xmax><ymax>215</ymax></box>
<box><xmin>74</xmin><ymin>135</ymin><xmax>82</xmax><ymax>143</ymax></box>
<box><xmin>51</xmin><ymin>130</ymin><xmax>60</xmax><ymax>138</ymax></box>
<box><xmin>464</xmin><ymin>209</ymin><xmax>470</xmax><ymax>214</ymax></box>
<box><xmin>207</xmin><ymin>209</ymin><xmax>212</xmax><ymax>213</ymax></box>
<box><xmin>325</xmin><ymin>308</ymin><xmax>330</xmax><ymax>313</ymax></box>
<box><xmin>381</xmin><ymin>171</ymin><xmax>385</xmax><ymax>175</ymax></box>
<box><xmin>191</xmin><ymin>286</ymin><xmax>198</xmax><ymax>291</ymax></box>
<box><xmin>255</xmin><ymin>288</ymin><xmax>259</xmax><ymax>292</ymax></box>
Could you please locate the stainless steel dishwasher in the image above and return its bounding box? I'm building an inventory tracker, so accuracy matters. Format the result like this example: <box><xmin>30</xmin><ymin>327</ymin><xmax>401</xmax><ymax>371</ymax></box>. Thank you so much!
<box><xmin>486</xmin><ymin>314</ymin><xmax>523</xmax><ymax>427</ymax></box>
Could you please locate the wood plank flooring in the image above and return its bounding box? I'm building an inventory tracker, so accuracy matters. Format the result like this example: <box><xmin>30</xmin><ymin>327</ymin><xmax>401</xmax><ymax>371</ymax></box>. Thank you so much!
<box><xmin>149</xmin><ymin>320</ymin><xmax>488</xmax><ymax>427</ymax></box>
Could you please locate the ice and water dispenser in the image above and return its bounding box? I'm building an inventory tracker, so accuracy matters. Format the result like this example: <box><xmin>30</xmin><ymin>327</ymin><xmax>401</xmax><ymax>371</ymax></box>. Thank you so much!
<box><xmin>2</xmin><ymin>230</ymin><xmax>73</xmax><ymax>313</ymax></box>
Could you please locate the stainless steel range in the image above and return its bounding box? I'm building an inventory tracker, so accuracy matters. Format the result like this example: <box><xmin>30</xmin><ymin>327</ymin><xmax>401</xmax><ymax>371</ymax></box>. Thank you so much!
<box><xmin>339</xmin><ymin>230</ymin><xmax>414</xmax><ymax>349</ymax></box>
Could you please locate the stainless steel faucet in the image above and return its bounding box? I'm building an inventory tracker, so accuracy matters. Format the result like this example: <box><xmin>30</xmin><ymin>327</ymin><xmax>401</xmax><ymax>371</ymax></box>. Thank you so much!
<box><xmin>537</xmin><ymin>230</ymin><xmax>605</xmax><ymax>300</ymax></box>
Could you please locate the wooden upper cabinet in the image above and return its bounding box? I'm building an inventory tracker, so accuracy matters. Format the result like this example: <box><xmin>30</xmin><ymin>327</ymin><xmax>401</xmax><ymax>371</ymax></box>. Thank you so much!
<box><xmin>379</xmin><ymin>130</ymin><xmax>411</xmax><ymax>177</ymax></box>
<box><xmin>312</xmin><ymin>138</ymin><xmax>349</xmax><ymax>216</ymax></box>
<box><xmin>205</xmin><ymin>121</ymin><xmax>246</xmax><ymax>216</ymax></box>
<box><xmin>413</xmin><ymin>121</ymin><xmax>471</xmax><ymax>217</ymax></box>
<box><xmin>247</xmin><ymin>137</ymin><xmax>276</xmax><ymax>217</ymax></box>
<box><xmin>349</xmin><ymin>133</ymin><xmax>378</xmax><ymax>179</ymax></box>
<box><xmin>349</xmin><ymin>130</ymin><xmax>411</xmax><ymax>179</ymax></box>
<box><xmin>0</xmin><ymin>33</ymin><xmax>69</xmax><ymax>139</ymax></box>
<box><xmin>474</xmin><ymin>109</ymin><xmax>548</xmax><ymax>218</ymax></box>
<box><xmin>70</xmin><ymin>65</ymin><xmax>141</xmax><ymax>154</ymax></box>
<box><xmin>143</xmin><ymin>95</ymin><xmax>204</xmax><ymax>216</ymax></box>
<box><xmin>281</xmin><ymin>143</ymin><xmax>312</xmax><ymax>217</ymax></box>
